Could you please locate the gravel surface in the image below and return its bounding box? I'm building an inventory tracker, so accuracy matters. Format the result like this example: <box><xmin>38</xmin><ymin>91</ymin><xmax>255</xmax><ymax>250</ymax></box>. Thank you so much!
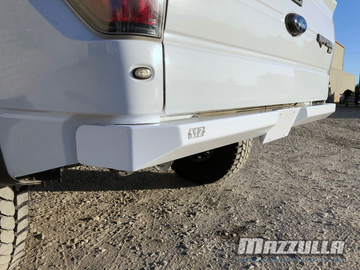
<box><xmin>18</xmin><ymin>105</ymin><xmax>360</xmax><ymax>270</ymax></box>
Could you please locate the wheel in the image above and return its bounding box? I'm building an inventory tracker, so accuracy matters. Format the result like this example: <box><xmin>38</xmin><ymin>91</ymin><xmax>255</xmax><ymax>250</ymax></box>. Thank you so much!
<box><xmin>172</xmin><ymin>139</ymin><xmax>252</xmax><ymax>184</ymax></box>
<box><xmin>0</xmin><ymin>186</ymin><xmax>29</xmax><ymax>270</ymax></box>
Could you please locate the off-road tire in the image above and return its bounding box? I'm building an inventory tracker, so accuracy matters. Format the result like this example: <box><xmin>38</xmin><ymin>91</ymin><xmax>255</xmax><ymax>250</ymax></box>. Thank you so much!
<box><xmin>172</xmin><ymin>139</ymin><xmax>252</xmax><ymax>184</ymax></box>
<box><xmin>0</xmin><ymin>186</ymin><xmax>29</xmax><ymax>270</ymax></box>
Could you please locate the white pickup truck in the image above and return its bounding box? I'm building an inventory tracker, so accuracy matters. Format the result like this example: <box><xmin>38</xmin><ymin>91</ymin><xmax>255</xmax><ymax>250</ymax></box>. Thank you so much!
<box><xmin>0</xmin><ymin>0</ymin><xmax>336</xmax><ymax>268</ymax></box>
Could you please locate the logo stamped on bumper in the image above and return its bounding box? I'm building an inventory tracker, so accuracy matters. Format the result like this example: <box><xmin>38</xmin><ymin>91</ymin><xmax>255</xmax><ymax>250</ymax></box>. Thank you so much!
<box><xmin>188</xmin><ymin>127</ymin><xmax>205</xmax><ymax>139</ymax></box>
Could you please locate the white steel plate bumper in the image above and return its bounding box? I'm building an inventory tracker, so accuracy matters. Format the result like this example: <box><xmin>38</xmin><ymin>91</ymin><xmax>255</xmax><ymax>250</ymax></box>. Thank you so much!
<box><xmin>76</xmin><ymin>104</ymin><xmax>335</xmax><ymax>172</ymax></box>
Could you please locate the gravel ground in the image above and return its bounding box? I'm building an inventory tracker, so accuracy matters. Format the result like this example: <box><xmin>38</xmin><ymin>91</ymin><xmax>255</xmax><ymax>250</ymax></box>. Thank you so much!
<box><xmin>18</xmin><ymin>105</ymin><xmax>360</xmax><ymax>270</ymax></box>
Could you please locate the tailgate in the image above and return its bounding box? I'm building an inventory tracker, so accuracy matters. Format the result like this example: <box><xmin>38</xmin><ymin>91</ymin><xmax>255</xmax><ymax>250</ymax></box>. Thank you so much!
<box><xmin>163</xmin><ymin>0</ymin><xmax>336</xmax><ymax>115</ymax></box>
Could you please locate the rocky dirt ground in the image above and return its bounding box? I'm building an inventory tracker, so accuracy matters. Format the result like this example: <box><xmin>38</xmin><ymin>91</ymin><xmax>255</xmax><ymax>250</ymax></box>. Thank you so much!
<box><xmin>18</xmin><ymin>105</ymin><xmax>360</xmax><ymax>270</ymax></box>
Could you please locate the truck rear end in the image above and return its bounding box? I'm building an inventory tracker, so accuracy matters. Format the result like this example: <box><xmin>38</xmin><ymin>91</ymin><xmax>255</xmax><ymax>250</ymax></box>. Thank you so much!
<box><xmin>0</xmin><ymin>0</ymin><xmax>336</xmax><ymax>268</ymax></box>
<box><xmin>0</xmin><ymin>0</ymin><xmax>336</xmax><ymax>179</ymax></box>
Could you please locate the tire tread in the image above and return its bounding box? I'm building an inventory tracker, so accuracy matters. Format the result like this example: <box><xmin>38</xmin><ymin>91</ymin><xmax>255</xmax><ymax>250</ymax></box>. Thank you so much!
<box><xmin>0</xmin><ymin>186</ymin><xmax>28</xmax><ymax>270</ymax></box>
<box><xmin>172</xmin><ymin>139</ymin><xmax>253</xmax><ymax>184</ymax></box>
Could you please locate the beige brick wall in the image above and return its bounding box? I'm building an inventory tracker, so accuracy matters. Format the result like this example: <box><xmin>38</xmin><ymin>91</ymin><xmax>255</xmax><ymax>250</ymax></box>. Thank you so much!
<box><xmin>329</xmin><ymin>67</ymin><xmax>356</xmax><ymax>102</ymax></box>
<box><xmin>328</xmin><ymin>41</ymin><xmax>356</xmax><ymax>102</ymax></box>
<box><xmin>331</xmin><ymin>42</ymin><xmax>345</xmax><ymax>71</ymax></box>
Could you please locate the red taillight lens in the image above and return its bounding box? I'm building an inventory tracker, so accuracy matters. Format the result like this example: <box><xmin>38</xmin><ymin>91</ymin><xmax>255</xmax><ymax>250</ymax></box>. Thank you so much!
<box><xmin>67</xmin><ymin>0</ymin><xmax>164</xmax><ymax>37</ymax></box>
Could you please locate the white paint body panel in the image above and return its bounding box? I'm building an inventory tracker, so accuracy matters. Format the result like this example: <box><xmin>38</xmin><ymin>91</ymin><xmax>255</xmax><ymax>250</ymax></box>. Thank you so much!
<box><xmin>0</xmin><ymin>0</ymin><xmax>163</xmax><ymax>123</ymax></box>
<box><xmin>77</xmin><ymin>104</ymin><xmax>335</xmax><ymax>172</ymax></box>
<box><xmin>163</xmin><ymin>0</ymin><xmax>336</xmax><ymax>115</ymax></box>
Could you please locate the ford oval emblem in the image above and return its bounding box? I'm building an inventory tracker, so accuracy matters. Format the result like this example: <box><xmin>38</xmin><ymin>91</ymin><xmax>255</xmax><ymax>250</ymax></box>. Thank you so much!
<box><xmin>285</xmin><ymin>13</ymin><xmax>307</xmax><ymax>37</ymax></box>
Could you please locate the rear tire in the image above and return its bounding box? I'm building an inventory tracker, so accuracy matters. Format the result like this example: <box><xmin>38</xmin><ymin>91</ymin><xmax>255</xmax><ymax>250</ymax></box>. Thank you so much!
<box><xmin>0</xmin><ymin>186</ymin><xmax>29</xmax><ymax>270</ymax></box>
<box><xmin>172</xmin><ymin>139</ymin><xmax>252</xmax><ymax>184</ymax></box>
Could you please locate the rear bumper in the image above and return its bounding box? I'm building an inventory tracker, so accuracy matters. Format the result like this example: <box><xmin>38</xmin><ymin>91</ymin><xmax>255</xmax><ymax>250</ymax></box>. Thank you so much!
<box><xmin>76</xmin><ymin>104</ymin><xmax>335</xmax><ymax>172</ymax></box>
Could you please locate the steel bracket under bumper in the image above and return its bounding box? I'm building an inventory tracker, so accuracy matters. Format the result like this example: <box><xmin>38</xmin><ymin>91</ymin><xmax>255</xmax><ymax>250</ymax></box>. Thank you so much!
<box><xmin>76</xmin><ymin>104</ymin><xmax>335</xmax><ymax>172</ymax></box>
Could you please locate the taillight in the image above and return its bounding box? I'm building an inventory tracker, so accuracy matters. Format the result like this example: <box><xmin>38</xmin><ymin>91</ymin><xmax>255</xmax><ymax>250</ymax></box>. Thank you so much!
<box><xmin>67</xmin><ymin>0</ymin><xmax>164</xmax><ymax>38</ymax></box>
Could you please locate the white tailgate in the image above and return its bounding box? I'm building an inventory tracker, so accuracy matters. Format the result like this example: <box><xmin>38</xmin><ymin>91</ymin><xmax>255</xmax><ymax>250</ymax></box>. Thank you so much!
<box><xmin>163</xmin><ymin>0</ymin><xmax>336</xmax><ymax>115</ymax></box>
